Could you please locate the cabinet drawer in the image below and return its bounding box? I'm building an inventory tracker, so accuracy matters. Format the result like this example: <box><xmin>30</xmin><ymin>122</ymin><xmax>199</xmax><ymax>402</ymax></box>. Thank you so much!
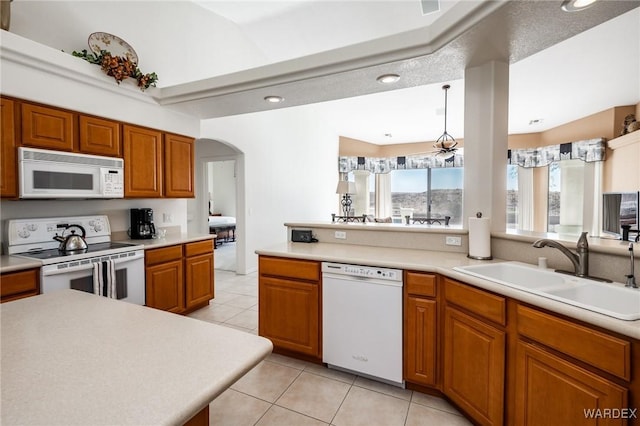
<box><xmin>185</xmin><ymin>240</ymin><xmax>213</xmax><ymax>257</ymax></box>
<box><xmin>516</xmin><ymin>305</ymin><xmax>630</xmax><ymax>380</ymax></box>
<box><xmin>259</xmin><ymin>256</ymin><xmax>320</xmax><ymax>282</ymax></box>
<box><xmin>405</xmin><ymin>271</ymin><xmax>436</xmax><ymax>297</ymax></box>
<box><xmin>145</xmin><ymin>245</ymin><xmax>183</xmax><ymax>266</ymax></box>
<box><xmin>444</xmin><ymin>278</ymin><xmax>506</xmax><ymax>326</ymax></box>
<box><xmin>1</xmin><ymin>268</ymin><xmax>39</xmax><ymax>299</ymax></box>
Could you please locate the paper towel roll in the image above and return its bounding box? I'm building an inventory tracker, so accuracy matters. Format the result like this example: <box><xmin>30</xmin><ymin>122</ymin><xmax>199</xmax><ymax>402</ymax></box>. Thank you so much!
<box><xmin>468</xmin><ymin>216</ymin><xmax>492</xmax><ymax>259</ymax></box>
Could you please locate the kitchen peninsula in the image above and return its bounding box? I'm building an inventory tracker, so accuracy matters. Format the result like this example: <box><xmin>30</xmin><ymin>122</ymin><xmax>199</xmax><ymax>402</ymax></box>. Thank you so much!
<box><xmin>1</xmin><ymin>290</ymin><xmax>272</xmax><ymax>425</ymax></box>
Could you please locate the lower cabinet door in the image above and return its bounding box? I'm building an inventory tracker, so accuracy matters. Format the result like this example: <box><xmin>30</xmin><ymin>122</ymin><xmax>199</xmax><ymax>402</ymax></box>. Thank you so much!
<box><xmin>145</xmin><ymin>260</ymin><xmax>184</xmax><ymax>313</ymax></box>
<box><xmin>258</xmin><ymin>276</ymin><xmax>319</xmax><ymax>357</ymax></box>
<box><xmin>515</xmin><ymin>340</ymin><xmax>628</xmax><ymax>426</ymax></box>
<box><xmin>404</xmin><ymin>296</ymin><xmax>437</xmax><ymax>385</ymax></box>
<box><xmin>443</xmin><ymin>306</ymin><xmax>505</xmax><ymax>426</ymax></box>
<box><xmin>185</xmin><ymin>253</ymin><xmax>214</xmax><ymax>309</ymax></box>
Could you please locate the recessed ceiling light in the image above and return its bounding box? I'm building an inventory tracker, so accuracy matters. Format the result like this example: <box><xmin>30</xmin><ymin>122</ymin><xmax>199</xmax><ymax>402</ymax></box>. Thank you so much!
<box><xmin>264</xmin><ymin>96</ymin><xmax>284</xmax><ymax>103</ymax></box>
<box><xmin>376</xmin><ymin>74</ymin><xmax>400</xmax><ymax>84</ymax></box>
<box><xmin>561</xmin><ymin>0</ymin><xmax>598</xmax><ymax>12</ymax></box>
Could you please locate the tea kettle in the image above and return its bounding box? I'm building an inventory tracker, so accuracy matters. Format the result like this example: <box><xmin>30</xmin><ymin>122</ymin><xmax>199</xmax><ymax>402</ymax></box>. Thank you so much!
<box><xmin>53</xmin><ymin>224</ymin><xmax>88</xmax><ymax>252</ymax></box>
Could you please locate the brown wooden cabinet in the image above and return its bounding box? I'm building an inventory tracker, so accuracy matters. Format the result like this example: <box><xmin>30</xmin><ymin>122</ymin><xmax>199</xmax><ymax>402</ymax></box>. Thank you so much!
<box><xmin>443</xmin><ymin>279</ymin><xmax>506</xmax><ymax>426</ymax></box>
<box><xmin>404</xmin><ymin>271</ymin><xmax>438</xmax><ymax>386</ymax></box>
<box><xmin>79</xmin><ymin>115</ymin><xmax>121</xmax><ymax>157</ymax></box>
<box><xmin>1</xmin><ymin>268</ymin><xmax>40</xmax><ymax>303</ymax></box>
<box><xmin>123</xmin><ymin>125</ymin><xmax>195</xmax><ymax>199</ymax></box>
<box><xmin>258</xmin><ymin>256</ymin><xmax>321</xmax><ymax>359</ymax></box>
<box><xmin>514</xmin><ymin>340</ymin><xmax>627</xmax><ymax>426</ymax></box>
<box><xmin>21</xmin><ymin>102</ymin><xmax>76</xmax><ymax>151</ymax></box>
<box><xmin>185</xmin><ymin>240</ymin><xmax>215</xmax><ymax>310</ymax></box>
<box><xmin>123</xmin><ymin>124</ymin><xmax>163</xmax><ymax>198</ymax></box>
<box><xmin>145</xmin><ymin>245</ymin><xmax>184</xmax><ymax>313</ymax></box>
<box><xmin>145</xmin><ymin>240</ymin><xmax>214</xmax><ymax>314</ymax></box>
<box><xmin>513</xmin><ymin>304</ymin><xmax>632</xmax><ymax>426</ymax></box>
<box><xmin>164</xmin><ymin>133</ymin><xmax>194</xmax><ymax>198</ymax></box>
<box><xmin>1</xmin><ymin>97</ymin><xmax>18</xmax><ymax>198</ymax></box>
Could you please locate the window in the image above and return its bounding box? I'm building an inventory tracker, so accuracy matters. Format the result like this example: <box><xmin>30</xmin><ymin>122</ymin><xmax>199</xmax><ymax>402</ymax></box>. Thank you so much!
<box><xmin>547</xmin><ymin>160</ymin><xmax>584</xmax><ymax>234</ymax></box>
<box><xmin>389</xmin><ymin>168</ymin><xmax>463</xmax><ymax>225</ymax></box>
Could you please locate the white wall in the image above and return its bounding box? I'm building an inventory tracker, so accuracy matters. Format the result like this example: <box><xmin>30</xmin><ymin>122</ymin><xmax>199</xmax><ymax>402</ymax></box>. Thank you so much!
<box><xmin>9</xmin><ymin>1</ymin><xmax>269</xmax><ymax>87</ymax></box>
<box><xmin>1</xmin><ymin>31</ymin><xmax>199</xmax><ymax>136</ymax></box>
<box><xmin>209</xmin><ymin>160</ymin><xmax>237</xmax><ymax>217</ymax></box>
<box><xmin>201</xmin><ymin>105</ymin><xmax>339</xmax><ymax>273</ymax></box>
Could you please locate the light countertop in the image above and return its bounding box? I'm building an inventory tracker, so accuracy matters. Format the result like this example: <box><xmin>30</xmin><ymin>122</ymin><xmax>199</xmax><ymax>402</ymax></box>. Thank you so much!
<box><xmin>256</xmin><ymin>242</ymin><xmax>640</xmax><ymax>339</ymax></box>
<box><xmin>1</xmin><ymin>290</ymin><xmax>272</xmax><ymax>425</ymax></box>
<box><xmin>113</xmin><ymin>233</ymin><xmax>215</xmax><ymax>250</ymax></box>
<box><xmin>0</xmin><ymin>255</ymin><xmax>42</xmax><ymax>273</ymax></box>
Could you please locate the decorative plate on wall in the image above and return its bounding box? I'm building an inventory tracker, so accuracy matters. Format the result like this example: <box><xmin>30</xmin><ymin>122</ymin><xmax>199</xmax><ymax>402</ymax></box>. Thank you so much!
<box><xmin>88</xmin><ymin>32</ymin><xmax>138</xmax><ymax>64</ymax></box>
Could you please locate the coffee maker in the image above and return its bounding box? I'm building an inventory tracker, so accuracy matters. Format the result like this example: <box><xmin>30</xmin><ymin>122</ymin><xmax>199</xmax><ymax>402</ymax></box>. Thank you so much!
<box><xmin>130</xmin><ymin>208</ymin><xmax>156</xmax><ymax>239</ymax></box>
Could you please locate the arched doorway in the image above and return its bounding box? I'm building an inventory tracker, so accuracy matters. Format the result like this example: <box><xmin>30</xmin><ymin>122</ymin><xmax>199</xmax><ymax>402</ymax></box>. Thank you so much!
<box><xmin>188</xmin><ymin>138</ymin><xmax>247</xmax><ymax>274</ymax></box>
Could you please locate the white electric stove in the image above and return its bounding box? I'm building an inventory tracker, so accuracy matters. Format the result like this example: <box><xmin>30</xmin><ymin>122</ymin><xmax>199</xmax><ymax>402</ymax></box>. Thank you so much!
<box><xmin>5</xmin><ymin>215</ymin><xmax>145</xmax><ymax>305</ymax></box>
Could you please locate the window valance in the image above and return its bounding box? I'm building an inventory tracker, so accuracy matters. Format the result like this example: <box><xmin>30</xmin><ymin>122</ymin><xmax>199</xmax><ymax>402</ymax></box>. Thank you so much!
<box><xmin>507</xmin><ymin>138</ymin><xmax>605</xmax><ymax>168</ymax></box>
<box><xmin>339</xmin><ymin>151</ymin><xmax>464</xmax><ymax>174</ymax></box>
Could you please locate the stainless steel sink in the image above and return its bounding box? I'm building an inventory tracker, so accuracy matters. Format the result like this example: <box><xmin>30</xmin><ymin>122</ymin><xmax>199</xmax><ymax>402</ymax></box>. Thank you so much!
<box><xmin>454</xmin><ymin>262</ymin><xmax>640</xmax><ymax>321</ymax></box>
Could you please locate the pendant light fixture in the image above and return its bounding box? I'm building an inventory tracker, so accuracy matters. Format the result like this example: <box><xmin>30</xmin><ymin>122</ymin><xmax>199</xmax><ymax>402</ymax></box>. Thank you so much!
<box><xmin>432</xmin><ymin>84</ymin><xmax>458</xmax><ymax>157</ymax></box>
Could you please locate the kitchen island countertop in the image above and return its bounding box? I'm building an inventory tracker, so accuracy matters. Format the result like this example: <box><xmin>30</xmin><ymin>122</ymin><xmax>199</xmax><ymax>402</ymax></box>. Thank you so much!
<box><xmin>1</xmin><ymin>290</ymin><xmax>272</xmax><ymax>425</ymax></box>
<box><xmin>256</xmin><ymin>242</ymin><xmax>640</xmax><ymax>339</ymax></box>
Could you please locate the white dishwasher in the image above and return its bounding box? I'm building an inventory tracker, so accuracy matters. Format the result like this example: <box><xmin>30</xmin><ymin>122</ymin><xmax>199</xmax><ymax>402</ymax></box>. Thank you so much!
<box><xmin>322</xmin><ymin>262</ymin><xmax>404</xmax><ymax>387</ymax></box>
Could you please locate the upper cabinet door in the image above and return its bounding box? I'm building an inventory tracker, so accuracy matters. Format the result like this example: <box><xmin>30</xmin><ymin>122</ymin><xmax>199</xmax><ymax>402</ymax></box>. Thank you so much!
<box><xmin>123</xmin><ymin>124</ymin><xmax>163</xmax><ymax>198</ymax></box>
<box><xmin>79</xmin><ymin>115</ymin><xmax>121</xmax><ymax>157</ymax></box>
<box><xmin>164</xmin><ymin>133</ymin><xmax>194</xmax><ymax>198</ymax></box>
<box><xmin>1</xmin><ymin>97</ymin><xmax>18</xmax><ymax>198</ymax></box>
<box><xmin>21</xmin><ymin>103</ymin><xmax>76</xmax><ymax>151</ymax></box>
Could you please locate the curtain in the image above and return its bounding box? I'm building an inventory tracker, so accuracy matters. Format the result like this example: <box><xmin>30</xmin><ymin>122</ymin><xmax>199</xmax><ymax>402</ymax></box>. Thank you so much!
<box><xmin>339</xmin><ymin>151</ymin><xmax>463</xmax><ymax>174</ymax></box>
<box><xmin>517</xmin><ymin>167</ymin><xmax>534</xmax><ymax>231</ymax></box>
<box><xmin>585</xmin><ymin>161</ymin><xmax>603</xmax><ymax>237</ymax></box>
<box><xmin>507</xmin><ymin>138</ymin><xmax>605</xmax><ymax>168</ymax></box>
<box><xmin>375</xmin><ymin>173</ymin><xmax>392</xmax><ymax>218</ymax></box>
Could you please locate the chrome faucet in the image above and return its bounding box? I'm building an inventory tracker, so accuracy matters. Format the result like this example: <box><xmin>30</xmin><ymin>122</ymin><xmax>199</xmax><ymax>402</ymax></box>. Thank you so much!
<box><xmin>626</xmin><ymin>243</ymin><xmax>637</xmax><ymax>289</ymax></box>
<box><xmin>532</xmin><ymin>232</ymin><xmax>590</xmax><ymax>278</ymax></box>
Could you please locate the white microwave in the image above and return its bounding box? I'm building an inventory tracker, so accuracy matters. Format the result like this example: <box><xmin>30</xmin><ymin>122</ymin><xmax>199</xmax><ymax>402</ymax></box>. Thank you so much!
<box><xmin>19</xmin><ymin>147</ymin><xmax>124</xmax><ymax>199</ymax></box>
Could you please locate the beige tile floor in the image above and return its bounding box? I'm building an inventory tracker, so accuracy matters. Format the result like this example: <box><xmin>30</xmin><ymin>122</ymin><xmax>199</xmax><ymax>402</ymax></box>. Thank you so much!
<box><xmin>188</xmin><ymin>270</ymin><xmax>471</xmax><ymax>426</ymax></box>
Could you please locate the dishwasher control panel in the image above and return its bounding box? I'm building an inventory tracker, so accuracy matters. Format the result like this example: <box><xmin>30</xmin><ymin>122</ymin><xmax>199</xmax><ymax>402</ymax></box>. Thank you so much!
<box><xmin>322</xmin><ymin>262</ymin><xmax>402</xmax><ymax>282</ymax></box>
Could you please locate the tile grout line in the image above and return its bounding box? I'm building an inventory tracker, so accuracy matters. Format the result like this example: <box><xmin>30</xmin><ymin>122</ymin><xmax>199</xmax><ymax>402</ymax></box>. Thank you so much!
<box><xmin>328</xmin><ymin>380</ymin><xmax>352</xmax><ymax>426</ymax></box>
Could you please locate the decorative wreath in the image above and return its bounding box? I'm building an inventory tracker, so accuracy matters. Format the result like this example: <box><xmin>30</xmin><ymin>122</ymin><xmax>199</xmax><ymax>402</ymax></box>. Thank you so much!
<box><xmin>72</xmin><ymin>49</ymin><xmax>158</xmax><ymax>91</ymax></box>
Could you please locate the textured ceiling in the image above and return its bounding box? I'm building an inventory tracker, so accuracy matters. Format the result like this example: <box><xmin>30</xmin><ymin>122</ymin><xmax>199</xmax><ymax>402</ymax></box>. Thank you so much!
<box><xmin>157</xmin><ymin>0</ymin><xmax>639</xmax><ymax>142</ymax></box>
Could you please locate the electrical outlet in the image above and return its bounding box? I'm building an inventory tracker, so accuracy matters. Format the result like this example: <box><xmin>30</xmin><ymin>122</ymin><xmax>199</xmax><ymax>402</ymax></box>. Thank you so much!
<box><xmin>163</xmin><ymin>213</ymin><xmax>173</xmax><ymax>223</ymax></box>
<box><xmin>335</xmin><ymin>231</ymin><xmax>347</xmax><ymax>240</ymax></box>
<box><xmin>446</xmin><ymin>236</ymin><xmax>462</xmax><ymax>246</ymax></box>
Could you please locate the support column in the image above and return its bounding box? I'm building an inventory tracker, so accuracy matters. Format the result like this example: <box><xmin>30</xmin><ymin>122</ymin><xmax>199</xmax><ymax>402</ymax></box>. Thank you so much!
<box><xmin>463</xmin><ymin>61</ymin><xmax>509</xmax><ymax>231</ymax></box>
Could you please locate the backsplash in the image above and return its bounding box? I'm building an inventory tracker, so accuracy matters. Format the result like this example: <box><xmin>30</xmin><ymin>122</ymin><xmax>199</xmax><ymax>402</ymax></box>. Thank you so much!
<box><xmin>0</xmin><ymin>198</ymin><xmax>187</xmax><ymax>253</ymax></box>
